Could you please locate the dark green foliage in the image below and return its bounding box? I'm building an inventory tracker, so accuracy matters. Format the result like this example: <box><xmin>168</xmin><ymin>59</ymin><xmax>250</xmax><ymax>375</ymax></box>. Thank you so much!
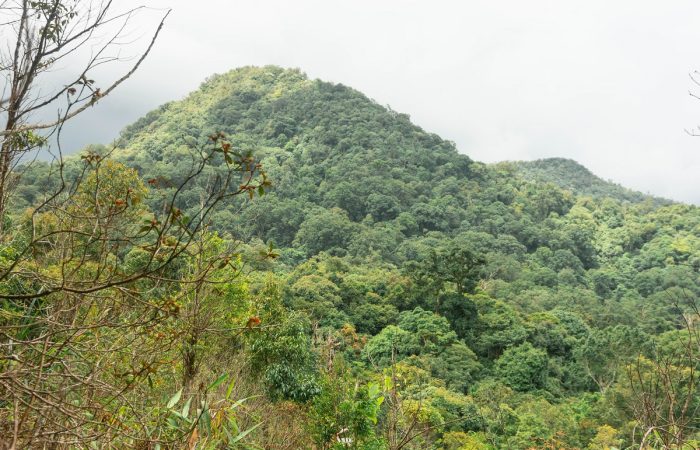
<box><xmin>11</xmin><ymin>66</ymin><xmax>700</xmax><ymax>449</ymax></box>
<box><xmin>247</xmin><ymin>312</ymin><xmax>320</xmax><ymax>402</ymax></box>
<box><xmin>469</xmin><ymin>295</ymin><xmax>528</xmax><ymax>358</ymax></box>
<box><xmin>307</xmin><ymin>377</ymin><xmax>385</xmax><ymax>449</ymax></box>
<box><xmin>295</xmin><ymin>208</ymin><xmax>359</xmax><ymax>256</ymax></box>
<box><xmin>508</xmin><ymin>157</ymin><xmax>671</xmax><ymax>205</ymax></box>
<box><xmin>495</xmin><ymin>342</ymin><xmax>550</xmax><ymax>392</ymax></box>
<box><xmin>364</xmin><ymin>308</ymin><xmax>481</xmax><ymax>392</ymax></box>
<box><xmin>574</xmin><ymin>325</ymin><xmax>651</xmax><ymax>392</ymax></box>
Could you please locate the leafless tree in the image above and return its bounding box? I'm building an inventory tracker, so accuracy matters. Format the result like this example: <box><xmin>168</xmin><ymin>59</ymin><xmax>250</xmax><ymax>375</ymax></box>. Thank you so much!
<box><xmin>0</xmin><ymin>0</ymin><xmax>169</xmax><ymax>227</ymax></box>
<box><xmin>627</xmin><ymin>289</ymin><xmax>700</xmax><ymax>449</ymax></box>
<box><xmin>0</xmin><ymin>128</ymin><xmax>270</xmax><ymax>447</ymax></box>
<box><xmin>0</xmin><ymin>3</ymin><xmax>278</xmax><ymax>448</ymax></box>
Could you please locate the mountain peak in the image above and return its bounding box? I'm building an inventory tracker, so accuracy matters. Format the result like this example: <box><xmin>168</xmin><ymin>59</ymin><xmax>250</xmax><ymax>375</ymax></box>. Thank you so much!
<box><xmin>504</xmin><ymin>157</ymin><xmax>670</xmax><ymax>204</ymax></box>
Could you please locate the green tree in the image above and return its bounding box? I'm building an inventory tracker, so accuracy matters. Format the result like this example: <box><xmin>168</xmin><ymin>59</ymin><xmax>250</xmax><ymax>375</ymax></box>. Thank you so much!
<box><xmin>575</xmin><ymin>325</ymin><xmax>649</xmax><ymax>392</ymax></box>
<box><xmin>495</xmin><ymin>343</ymin><xmax>549</xmax><ymax>392</ymax></box>
<box><xmin>295</xmin><ymin>208</ymin><xmax>359</xmax><ymax>255</ymax></box>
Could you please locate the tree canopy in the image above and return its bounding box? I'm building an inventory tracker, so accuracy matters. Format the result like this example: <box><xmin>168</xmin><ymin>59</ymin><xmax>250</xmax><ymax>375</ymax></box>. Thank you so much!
<box><xmin>4</xmin><ymin>65</ymin><xmax>700</xmax><ymax>449</ymax></box>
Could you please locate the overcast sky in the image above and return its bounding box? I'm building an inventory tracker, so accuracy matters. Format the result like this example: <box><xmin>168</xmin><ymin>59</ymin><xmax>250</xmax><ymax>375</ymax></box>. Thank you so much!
<box><xmin>55</xmin><ymin>1</ymin><xmax>700</xmax><ymax>204</ymax></box>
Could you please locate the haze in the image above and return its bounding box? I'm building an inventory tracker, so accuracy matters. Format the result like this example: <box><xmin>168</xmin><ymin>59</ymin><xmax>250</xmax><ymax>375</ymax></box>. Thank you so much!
<box><xmin>56</xmin><ymin>0</ymin><xmax>700</xmax><ymax>204</ymax></box>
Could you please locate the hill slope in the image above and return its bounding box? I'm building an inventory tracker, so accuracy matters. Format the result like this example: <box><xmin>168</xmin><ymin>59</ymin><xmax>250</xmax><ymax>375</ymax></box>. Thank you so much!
<box><xmin>13</xmin><ymin>66</ymin><xmax>700</xmax><ymax>449</ymax></box>
<box><xmin>506</xmin><ymin>157</ymin><xmax>670</xmax><ymax>204</ymax></box>
<box><xmin>112</xmin><ymin>65</ymin><xmax>699</xmax><ymax>305</ymax></box>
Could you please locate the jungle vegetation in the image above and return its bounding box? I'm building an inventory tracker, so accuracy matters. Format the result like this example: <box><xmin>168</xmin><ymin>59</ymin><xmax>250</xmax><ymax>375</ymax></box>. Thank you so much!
<box><xmin>3</xmin><ymin>61</ymin><xmax>700</xmax><ymax>448</ymax></box>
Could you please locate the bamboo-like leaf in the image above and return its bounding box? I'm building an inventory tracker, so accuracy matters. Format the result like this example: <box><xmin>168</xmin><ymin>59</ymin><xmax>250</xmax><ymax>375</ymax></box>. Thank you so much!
<box><xmin>228</xmin><ymin>422</ymin><xmax>262</xmax><ymax>445</ymax></box>
<box><xmin>167</xmin><ymin>389</ymin><xmax>182</xmax><ymax>408</ymax></box>
<box><xmin>225</xmin><ymin>378</ymin><xmax>236</xmax><ymax>400</ymax></box>
<box><xmin>182</xmin><ymin>397</ymin><xmax>192</xmax><ymax>419</ymax></box>
<box><xmin>229</xmin><ymin>395</ymin><xmax>260</xmax><ymax>411</ymax></box>
<box><xmin>200</xmin><ymin>409</ymin><xmax>212</xmax><ymax>433</ymax></box>
<box><xmin>208</xmin><ymin>373</ymin><xmax>228</xmax><ymax>391</ymax></box>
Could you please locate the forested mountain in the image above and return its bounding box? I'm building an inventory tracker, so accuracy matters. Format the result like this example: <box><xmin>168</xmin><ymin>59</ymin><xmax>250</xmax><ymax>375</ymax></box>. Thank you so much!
<box><xmin>507</xmin><ymin>157</ymin><xmax>670</xmax><ymax>205</ymax></box>
<box><xmin>8</xmin><ymin>66</ymin><xmax>700</xmax><ymax>448</ymax></box>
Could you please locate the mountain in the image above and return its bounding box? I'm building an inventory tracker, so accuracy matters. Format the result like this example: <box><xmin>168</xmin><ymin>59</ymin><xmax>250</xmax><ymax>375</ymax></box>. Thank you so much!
<box><xmin>505</xmin><ymin>157</ymin><xmax>671</xmax><ymax>204</ymax></box>
<box><xmin>110</xmin><ymin>64</ymin><xmax>700</xmax><ymax>340</ymax></box>
<box><xmin>111</xmin><ymin>66</ymin><xmax>696</xmax><ymax>267</ymax></box>
<box><xmin>11</xmin><ymin>66</ymin><xmax>700</xmax><ymax>449</ymax></box>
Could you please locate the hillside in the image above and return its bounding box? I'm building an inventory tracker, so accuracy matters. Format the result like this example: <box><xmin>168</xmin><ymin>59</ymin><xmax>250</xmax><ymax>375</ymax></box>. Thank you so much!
<box><xmin>9</xmin><ymin>66</ymin><xmax>700</xmax><ymax>449</ymax></box>
<box><xmin>506</xmin><ymin>157</ymin><xmax>671</xmax><ymax>204</ymax></box>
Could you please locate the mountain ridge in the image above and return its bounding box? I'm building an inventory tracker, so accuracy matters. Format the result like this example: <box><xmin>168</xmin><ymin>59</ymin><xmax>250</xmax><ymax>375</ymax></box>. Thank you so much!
<box><xmin>116</xmin><ymin>65</ymin><xmax>673</xmax><ymax>206</ymax></box>
<box><xmin>499</xmin><ymin>157</ymin><xmax>672</xmax><ymax>205</ymax></box>
<box><xmin>9</xmin><ymin>65</ymin><xmax>700</xmax><ymax>449</ymax></box>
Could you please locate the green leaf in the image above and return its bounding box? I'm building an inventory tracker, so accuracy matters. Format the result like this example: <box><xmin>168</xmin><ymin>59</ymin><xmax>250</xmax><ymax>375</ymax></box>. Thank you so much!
<box><xmin>225</xmin><ymin>378</ymin><xmax>236</xmax><ymax>400</ymax></box>
<box><xmin>199</xmin><ymin>409</ymin><xmax>211</xmax><ymax>433</ymax></box>
<box><xmin>208</xmin><ymin>373</ymin><xmax>228</xmax><ymax>391</ymax></box>
<box><xmin>384</xmin><ymin>376</ymin><xmax>392</xmax><ymax>392</ymax></box>
<box><xmin>228</xmin><ymin>416</ymin><xmax>240</xmax><ymax>434</ymax></box>
<box><xmin>167</xmin><ymin>417</ymin><xmax>179</xmax><ymax>429</ymax></box>
<box><xmin>229</xmin><ymin>422</ymin><xmax>262</xmax><ymax>444</ymax></box>
<box><xmin>367</xmin><ymin>382</ymin><xmax>380</xmax><ymax>398</ymax></box>
<box><xmin>167</xmin><ymin>389</ymin><xmax>182</xmax><ymax>408</ymax></box>
<box><xmin>229</xmin><ymin>395</ymin><xmax>259</xmax><ymax>411</ymax></box>
<box><xmin>223</xmin><ymin>425</ymin><xmax>235</xmax><ymax>443</ymax></box>
<box><xmin>181</xmin><ymin>397</ymin><xmax>192</xmax><ymax>419</ymax></box>
<box><xmin>169</xmin><ymin>411</ymin><xmax>185</xmax><ymax>420</ymax></box>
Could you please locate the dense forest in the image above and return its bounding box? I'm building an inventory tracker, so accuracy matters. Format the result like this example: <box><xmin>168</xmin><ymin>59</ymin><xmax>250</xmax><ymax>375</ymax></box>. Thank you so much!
<box><xmin>510</xmin><ymin>158</ymin><xmax>672</xmax><ymax>206</ymax></box>
<box><xmin>3</xmin><ymin>65</ymin><xmax>700</xmax><ymax>449</ymax></box>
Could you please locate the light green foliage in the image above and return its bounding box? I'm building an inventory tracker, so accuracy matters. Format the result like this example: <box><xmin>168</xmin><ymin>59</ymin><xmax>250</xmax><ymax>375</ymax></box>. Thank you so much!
<box><xmin>7</xmin><ymin>66</ymin><xmax>700</xmax><ymax>448</ymax></box>
<box><xmin>286</xmin><ymin>274</ymin><xmax>346</xmax><ymax>326</ymax></box>
<box><xmin>442</xmin><ymin>431</ymin><xmax>494</xmax><ymax>449</ymax></box>
<box><xmin>587</xmin><ymin>425</ymin><xmax>621</xmax><ymax>450</ymax></box>
<box><xmin>307</xmin><ymin>377</ymin><xmax>386</xmax><ymax>449</ymax></box>
<box><xmin>246</xmin><ymin>309</ymin><xmax>320</xmax><ymax>403</ymax></box>
<box><xmin>364</xmin><ymin>309</ymin><xmax>481</xmax><ymax>393</ymax></box>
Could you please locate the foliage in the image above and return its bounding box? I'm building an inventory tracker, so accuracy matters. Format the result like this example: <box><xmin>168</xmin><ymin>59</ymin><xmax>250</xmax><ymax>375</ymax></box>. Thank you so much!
<box><xmin>4</xmin><ymin>65</ymin><xmax>700</xmax><ymax>448</ymax></box>
<box><xmin>495</xmin><ymin>342</ymin><xmax>550</xmax><ymax>392</ymax></box>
